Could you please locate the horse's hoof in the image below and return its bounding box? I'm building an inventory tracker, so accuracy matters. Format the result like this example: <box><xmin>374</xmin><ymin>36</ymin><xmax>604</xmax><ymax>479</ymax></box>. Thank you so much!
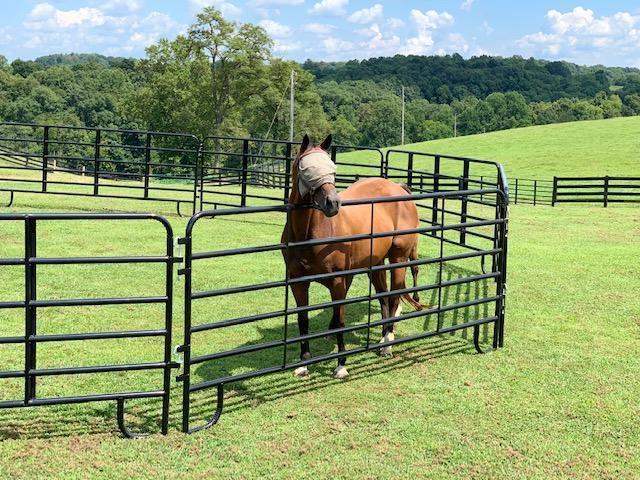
<box><xmin>293</xmin><ymin>366</ymin><xmax>309</xmax><ymax>378</ymax></box>
<box><xmin>378</xmin><ymin>332</ymin><xmax>395</xmax><ymax>357</ymax></box>
<box><xmin>379</xmin><ymin>347</ymin><xmax>393</xmax><ymax>357</ymax></box>
<box><xmin>333</xmin><ymin>365</ymin><xmax>349</xmax><ymax>379</ymax></box>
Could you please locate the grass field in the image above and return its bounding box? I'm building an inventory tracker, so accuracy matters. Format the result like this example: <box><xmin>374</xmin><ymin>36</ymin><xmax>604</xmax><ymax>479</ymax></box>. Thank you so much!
<box><xmin>398</xmin><ymin>116</ymin><xmax>640</xmax><ymax>178</ymax></box>
<box><xmin>0</xmin><ymin>122</ymin><xmax>639</xmax><ymax>478</ymax></box>
<box><xmin>0</xmin><ymin>190</ymin><xmax>639</xmax><ymax>478</ymax></box>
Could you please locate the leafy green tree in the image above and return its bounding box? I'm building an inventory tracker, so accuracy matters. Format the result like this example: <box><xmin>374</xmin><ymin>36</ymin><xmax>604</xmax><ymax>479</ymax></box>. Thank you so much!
<box><xmin>359</xmin><ymin>99</ymin><xmax>401</xmax><ymax>147</ymax></box>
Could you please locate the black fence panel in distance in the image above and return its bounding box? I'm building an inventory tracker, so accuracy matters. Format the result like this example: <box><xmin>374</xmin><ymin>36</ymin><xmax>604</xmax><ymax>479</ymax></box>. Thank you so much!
<box><xmin>0</xmin><ymin>122</ymin><xmax>201</xmax><ymax>215</ymax></box>
<box><xmin>177</xmin><ymin>185</ymin><xmax>509</xmax><ymax>433</ymax></box>
<box><xmin>553</xmin><ymin>176</ymin><xmax>640</xmax><ymax>207</ymax></box>
<box><xmin>0</xmin><ymin>213</ymin><xmax>177</xmax><ymax>437</ymax></box>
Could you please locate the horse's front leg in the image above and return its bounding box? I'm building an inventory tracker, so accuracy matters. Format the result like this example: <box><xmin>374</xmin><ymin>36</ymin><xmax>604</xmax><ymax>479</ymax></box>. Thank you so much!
<box><xmin>329</xmin><ymin>276</ymin><xmax>351</xmax><ymax>379</ymax></box>
<box><xmin>291</xmin><ymin>282</ymin><xmax>311</xmax><ymax>377</ymax></box>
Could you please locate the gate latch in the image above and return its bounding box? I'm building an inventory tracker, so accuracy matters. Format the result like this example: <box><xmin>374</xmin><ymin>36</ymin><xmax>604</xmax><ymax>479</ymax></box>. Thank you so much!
<box><xmin>173</xmin><ymin>345</ymin><xmax>184</xmax><ymax>367</ymax></box>
<box><xmin>174</xmin><ymin>237</ymin><xmax>185</xmax><ymax>276</ymax></box>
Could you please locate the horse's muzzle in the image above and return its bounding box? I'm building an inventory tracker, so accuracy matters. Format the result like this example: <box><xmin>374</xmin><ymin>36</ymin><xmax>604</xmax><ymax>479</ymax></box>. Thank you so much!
<box><xmin>323</xmin><ymin>192</ymin><xmax>341</xmax><ymax>217</ymax></box>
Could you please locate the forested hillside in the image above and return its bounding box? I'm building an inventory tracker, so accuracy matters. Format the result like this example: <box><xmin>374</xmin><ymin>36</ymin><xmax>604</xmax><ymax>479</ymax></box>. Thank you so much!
<box><xmin>304</xmin><ymin>55</ymin><xmax>640</xmax><ymax>102</ymax></box>
<box><xmin>1</xmin><ymin>6</ymin><xmax>640</xmax><ymax>150</ymax></box>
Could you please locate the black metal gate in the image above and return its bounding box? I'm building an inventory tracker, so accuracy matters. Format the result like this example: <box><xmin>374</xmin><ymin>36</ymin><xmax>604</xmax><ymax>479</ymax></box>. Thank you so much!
<box><xmin>177</xmin><ymin>183</ymin><xmax>508</xmax><ymax>433</ymax></box>
<box><xmin>0</xmin><ymin>213</ymin><xmax>177</xmax><ymax>437</ymax></box>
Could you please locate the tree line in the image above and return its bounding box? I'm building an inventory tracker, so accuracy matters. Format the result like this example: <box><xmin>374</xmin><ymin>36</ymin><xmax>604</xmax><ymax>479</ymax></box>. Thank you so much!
<box><xmin>1</xmin><ymin>6</ymin><xmax>639</xmax><ymax>154</ymax></box>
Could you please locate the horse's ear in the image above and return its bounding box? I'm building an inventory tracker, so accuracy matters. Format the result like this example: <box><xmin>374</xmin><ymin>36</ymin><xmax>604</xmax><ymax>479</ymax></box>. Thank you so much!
<box><xmin>320</xmin><ymin>134</ymin><xmax>333</xmax><ymax>151</ymax></box>
<box><xmin>300</xmin><ymin>134</ymin><xmax>310</xmax><ymax>153</ymax></box>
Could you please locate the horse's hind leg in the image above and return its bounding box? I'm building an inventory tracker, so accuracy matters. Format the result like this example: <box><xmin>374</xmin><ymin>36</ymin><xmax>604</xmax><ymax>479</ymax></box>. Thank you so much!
<box><xmin>381</xmin><ymin>256</ymin><xmax>412</xmax><ymax>357</ymax></box>
<box><xmin>291</xmin><ymin>282</ymin><xmax>311</xmax><ymax>377</ymax></box>
<box><xmin>370</xmin><ymin>267</ymin><xmax>393</xmax><ymax>357</ymax></box>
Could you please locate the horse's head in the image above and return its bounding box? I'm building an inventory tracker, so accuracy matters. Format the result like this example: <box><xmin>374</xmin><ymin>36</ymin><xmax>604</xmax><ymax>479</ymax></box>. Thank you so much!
<box><xmin>295</xmin><ymin>133</ymin><xmax>341</xmax><ymax>217</ymax></box>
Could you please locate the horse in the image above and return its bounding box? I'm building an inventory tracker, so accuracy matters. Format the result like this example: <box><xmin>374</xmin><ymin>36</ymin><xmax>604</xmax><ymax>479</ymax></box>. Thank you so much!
<box><xmin>281</xmin><ymin>134</ymin><xmax>423</xmax><ymax>379</ymax></box>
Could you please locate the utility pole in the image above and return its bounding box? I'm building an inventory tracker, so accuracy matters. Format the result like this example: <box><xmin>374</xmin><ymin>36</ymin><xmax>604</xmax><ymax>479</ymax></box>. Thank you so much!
<box><xmin>289</xmin><ymin>70</ymin><xmax>295</xmax><ymax>143</ymax></box>
<box><xmin>401</xmin><ymin>86</ymin><xmax>405</xmax><ymax>145</ymax></box>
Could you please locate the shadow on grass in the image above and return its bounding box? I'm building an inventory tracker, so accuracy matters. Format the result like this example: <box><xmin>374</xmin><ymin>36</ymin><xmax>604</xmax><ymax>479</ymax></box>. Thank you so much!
<box><xmin>0</xmin><ymin>263</ymin><xmax>495</xmax><ymax>440</ymax></box>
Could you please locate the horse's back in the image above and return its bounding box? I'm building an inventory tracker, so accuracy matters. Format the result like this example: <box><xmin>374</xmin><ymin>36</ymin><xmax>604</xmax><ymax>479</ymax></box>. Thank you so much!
<box><xmin>340</xmin><ymin>178</ymin><xmax>418</xmax><ymax>229</ymax></box>
<box><xmin>340</xmin><ymin>177</ymin><xmax>409</xmax><ymax>200</ymax></box>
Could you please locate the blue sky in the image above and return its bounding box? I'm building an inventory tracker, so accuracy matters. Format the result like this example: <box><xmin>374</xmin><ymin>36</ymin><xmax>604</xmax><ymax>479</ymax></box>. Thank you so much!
<box><xmin>1</xmin><ymin>1</ymin><xmax>640</xmax><ymax>66</ymax></box>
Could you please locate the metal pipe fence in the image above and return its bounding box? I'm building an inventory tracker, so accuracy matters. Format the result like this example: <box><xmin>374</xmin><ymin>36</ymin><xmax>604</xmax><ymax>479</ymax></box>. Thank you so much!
<box><xmin>177</xmin><ymin>187</ymin><xmax>509</xmax><ymax>433</ymax></box>
<box><xmin>0</xmin><ymin>213</ymin><xmax>178</xmax><ymax>437</ymax></box>
<box><xmin>552</xmin><ymin>176</ymin><xmax>640</xmax><ymax>207</ymax></box>
<box><xmin>0</xmin><ymin>126</ymin><xmax>511</xmax><ymax>436</ymax></box>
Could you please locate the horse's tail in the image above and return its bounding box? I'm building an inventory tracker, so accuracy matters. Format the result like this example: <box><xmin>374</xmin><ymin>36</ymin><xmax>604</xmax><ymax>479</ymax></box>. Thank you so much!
<box><xmin>401</xmin><ymin>293</ymin><xmax>424</xmax><ymax>311</ymax></box>
<box><xmin>400</xmin><ymin>183</ymin><xmax>412</xmax><ymax>194</ymax></box>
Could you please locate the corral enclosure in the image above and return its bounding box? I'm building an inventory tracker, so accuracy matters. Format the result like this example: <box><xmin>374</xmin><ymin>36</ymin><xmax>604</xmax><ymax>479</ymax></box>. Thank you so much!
<box><xmin>0</xmin><ymin>123</ymin><xmax>508</xmax><ymax>436</ymax></box>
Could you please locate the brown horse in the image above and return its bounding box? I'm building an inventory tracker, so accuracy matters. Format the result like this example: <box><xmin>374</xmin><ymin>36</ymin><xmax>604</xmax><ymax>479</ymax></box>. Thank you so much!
<box><xmin>282</xmin><ymin>134</ymin><xmax>423</xmax><ymax>379</ymax></box>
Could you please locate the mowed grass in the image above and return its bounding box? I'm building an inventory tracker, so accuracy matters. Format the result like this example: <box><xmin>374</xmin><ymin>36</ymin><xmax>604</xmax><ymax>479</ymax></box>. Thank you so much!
<box><xmin>0</xmin><ymin>179</ymin><xmax>639</xmax><ymax>479</ymax></box>
<box><xmin>341</xmin><ymin>116</ymin><xmax>640</xmax><ymax>180</ymax></box>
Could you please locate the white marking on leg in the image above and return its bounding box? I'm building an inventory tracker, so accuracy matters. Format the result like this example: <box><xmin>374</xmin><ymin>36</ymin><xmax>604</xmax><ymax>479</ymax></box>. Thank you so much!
<box><xmin>394</xmin><ymin>304</ymin><xmax>403</xmax><ymax>317</ymax></box>
<box><xmin>293</xmin><ymin>366</ymin><xmax>309</xmax><ymax>377</ymax></box>
<box><xmin>333</xmin><ymin>365</ymin><xmax>349</xmax><ymax>379</ymax></box>
<box><xmin>379</xmin><ymin>331</ymin><xmax>395</xmax><ymax>357</ymax></box>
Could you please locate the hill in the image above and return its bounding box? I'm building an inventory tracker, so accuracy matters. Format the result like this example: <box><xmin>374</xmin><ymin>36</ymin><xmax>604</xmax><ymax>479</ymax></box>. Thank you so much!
<box><xmin>395</xmin><ymin>116</ymin><xmax>640</xmax><ymax>179</ymax></box>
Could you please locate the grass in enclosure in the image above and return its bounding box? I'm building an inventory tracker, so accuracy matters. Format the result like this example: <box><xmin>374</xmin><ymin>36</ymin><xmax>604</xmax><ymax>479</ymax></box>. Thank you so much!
<box><xmin>0</xmin><ymin>184</ymin><xmax>639</xmax><ymax>478</ymax></box>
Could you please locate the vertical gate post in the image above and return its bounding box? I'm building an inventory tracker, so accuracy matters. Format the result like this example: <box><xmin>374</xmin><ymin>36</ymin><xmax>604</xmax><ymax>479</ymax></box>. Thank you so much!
<box><xmin>284</xmin><ymin>143</ymin><xmax>292</xmax><ymax>203</ymax></box>
<box><xmin>93</xmin><ymin>129</ymin><xmax>101</xmax><ymax>196</ymax></box>
<box><xmin>41</xmin><ymin>126</ymin><xmax>49</xmax><ymax>193</ymax></box>
<box><xmin>24</xmin><ymin>217</ymin><xmax>37</xmax><ymax>404</ymax></box>
<box><xmin>144</xmin><ymin>133</ymin><xmax>152</xmax><ymax>199</ymax></box>
<box><xmin>431</xmin><ymin>155</ymin><xmax>441</xmax><ymax>227</ymax></box>
<box><xmin>178</xmin><ymin>233</ymin><xmax>192</xmax><ymax>433</ymax></box>
<box><xmin>459</xmin><ymin>160</ymin><xmax>469</xmax><ymax>245</ymax></box>
<box><xmin>241</xmin><ymin>139</ymin><xmax>249</xmax><ymax>208</ymax></box>
<box><xmin>552</xmin><ymin>176</ymin><xmax>558</xmax><ymax>207</ymax></box>
<box><xmin>407</xmin><ymin>152</ymin><xmax>414</xmax><ymax>188</ymax></box>
<box><xmin>604</xmin><ymin>176</ymin><xmax>609</xmax><ymax>208</ymax></box>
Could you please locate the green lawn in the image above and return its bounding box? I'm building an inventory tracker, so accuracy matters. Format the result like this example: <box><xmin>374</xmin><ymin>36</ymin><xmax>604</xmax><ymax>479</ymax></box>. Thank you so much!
<box><xmin>0</xmin><ymin>181</ymin><xmax>639</xmax><ymax>478</ymax></box>
<box><xmin>402</xmin><ymin>116</ymin><xmax>640</xmax><ymax>178</ymax></box>
<box><xmin>339</xmin><ymin>116</ymin><xmax>640</xmax><ymax>180</ymax></box>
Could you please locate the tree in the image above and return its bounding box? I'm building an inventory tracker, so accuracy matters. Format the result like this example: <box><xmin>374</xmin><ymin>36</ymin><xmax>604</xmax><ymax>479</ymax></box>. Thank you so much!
<box><xmin>188</xmin><ymin>7</ymin><xmax>272</xmax><ymax>135</ymax></box>
<box><xmin>359</xmin><ymin>99</ymin><xmax>401</xmax><ymax>147</ymax></box>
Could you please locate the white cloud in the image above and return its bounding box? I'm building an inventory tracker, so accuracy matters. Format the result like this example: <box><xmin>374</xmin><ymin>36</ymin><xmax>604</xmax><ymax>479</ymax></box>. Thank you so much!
<box><xmin>101</xmin><ymin>0</ymin><xmax>144</xmax><ymax>13</ymax></box>
<box><xmin>481</xmin><ymin>21</ymin><xmax>493</xmax><ymax>35</ymax></box>
<box><xmin>386</xmin><ymin>17</ymin><xmax>405</xmax><ymax>29</ymax></box>
<box><xmin>357</xmin><ymin>23</ymin><xmax>400</xmax><ymax>54</ymax></box>
<box><xmin>304</xmin><ymin>23</ymin><xmax>336</xmax><ymax>34</ymax></box>
<box><xmin>309</xmin><ymin>0</ymin><xmax>348</xmax><ymax>16</ymax></box>
<box><xmin>348</xmin><ymin>4</ymin><xmax>383</xmax><ymax>24</ymax></box>
<box><xmin>402</xmin><ymin>9</ymin><xmax>455</xmax><ymax>55</ymax></box>
<box><xmin>410</xmin><ymin>9</ymin><xmax>454</xmax><ymax>31</ymax></box>
<box><xmin>253</xmin><ymin>0</ymin><xmax>303</xmax><ymax>5</ymax></box>
<box><xmin>274</xmin><ymin>39</ymin><xmax>303</xmax><ymax>52</ymax></box>
<box><xmin>321</xmin><ymin>36</ymin><xmax>354</xmax><ymax>53</ymax></box>
<box><xmin>518</xmin><ymin>7</ymin><xmax>640</xmax><ymax>62</ymax></box>
<box><xmin>259</xmin><ymin>19</ymin><xmax>292</xmax><ymax>37</ymax></box>
<box><xmin>461</xmin><ymin>0</ymin><xmax>474</xmax><ymax>13</ymax></box>
<box><xmin>25</xmin><ymin>3</ymin><xmax>124</xmax><ymax>30</ymax></box>
<box><xmin>20</xmin><ymin>3</ymin><xmax>181</xmax><ymax>56</ymax></box>
<box><xmin>189</xmin><ymin>0</ymin><xmax>242</xmax><ymax>17</ymax></box>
